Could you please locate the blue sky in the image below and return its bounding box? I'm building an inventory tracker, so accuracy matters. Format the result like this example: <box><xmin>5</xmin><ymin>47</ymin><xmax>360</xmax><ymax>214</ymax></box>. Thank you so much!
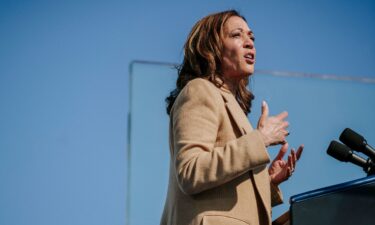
<box><xmin>0</xmin><ymin>1</ymin><xmax>374</xmax><ymax>225</ymax></box>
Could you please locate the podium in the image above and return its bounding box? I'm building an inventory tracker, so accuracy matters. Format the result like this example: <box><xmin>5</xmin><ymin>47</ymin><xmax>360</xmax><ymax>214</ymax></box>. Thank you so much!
<box><xmin>288</xmin><ymin>175</ymin><xmax>375</xmax><ymax>225</ymax></box>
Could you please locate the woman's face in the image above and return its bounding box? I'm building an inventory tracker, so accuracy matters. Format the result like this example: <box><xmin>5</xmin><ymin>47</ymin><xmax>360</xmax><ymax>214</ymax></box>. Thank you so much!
<box><xmin>220</xmin><ymin>16</ymin><xmax>256</xmax><ymax>79</ymax></box>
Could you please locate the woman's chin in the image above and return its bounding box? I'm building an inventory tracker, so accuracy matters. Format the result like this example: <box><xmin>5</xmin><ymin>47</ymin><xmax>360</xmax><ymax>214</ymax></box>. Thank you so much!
<box><xmin>245</xmin><ymin>69</ymin><xmax>255</xmax><ymax>76</ymax></box>
<box><xmin>244</xmin><ymin>65</ymin><xmax>254</xmax><ymax>75</ymax></box>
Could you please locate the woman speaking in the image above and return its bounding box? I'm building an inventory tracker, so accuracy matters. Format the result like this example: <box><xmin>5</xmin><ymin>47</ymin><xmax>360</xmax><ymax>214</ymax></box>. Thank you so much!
<box><xmin>161</xmin><ymin>10</ymin><xmax>303</xmax><ymax>225</ymax></box>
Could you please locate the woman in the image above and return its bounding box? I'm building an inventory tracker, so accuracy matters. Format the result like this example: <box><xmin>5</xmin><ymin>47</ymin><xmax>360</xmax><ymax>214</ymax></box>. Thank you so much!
<box><xmin>161</xmin><ymin>10</ymin><xmax>303</xmax><ymax>225</ymax></box>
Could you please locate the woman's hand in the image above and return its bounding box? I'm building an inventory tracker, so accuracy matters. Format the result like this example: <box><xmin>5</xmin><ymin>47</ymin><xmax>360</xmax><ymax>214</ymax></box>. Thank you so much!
<box><xmin>268</xmin><ymin>143</ymin><xmax>304</xmax><ymax>185</ymax></box>
<box><xmin>257</xmin><ymin>101</ymin><xmax>289</xmax><ymax>147</ymax></box>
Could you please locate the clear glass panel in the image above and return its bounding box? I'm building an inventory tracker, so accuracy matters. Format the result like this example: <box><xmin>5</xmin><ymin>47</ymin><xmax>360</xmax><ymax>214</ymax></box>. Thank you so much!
<box><xmin>127</xmin><ymin>61</ymin><xmax>375</xmax><ymax>224</ymax></box>
<box><xmin>127</xmin><ymin>62</ymin><xmax>176</xmax><ymax>225</ymax></box>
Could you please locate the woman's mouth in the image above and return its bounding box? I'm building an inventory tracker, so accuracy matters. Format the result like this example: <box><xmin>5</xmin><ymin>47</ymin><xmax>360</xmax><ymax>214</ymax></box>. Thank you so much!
<box><xmin>244</xmin><ymin>53</ymin><xmax>255</xmax><ymax>64</ymax></box>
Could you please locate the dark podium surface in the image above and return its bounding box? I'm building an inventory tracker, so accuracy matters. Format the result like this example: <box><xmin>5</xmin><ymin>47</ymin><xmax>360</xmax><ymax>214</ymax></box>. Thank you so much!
<box><xmin>290</xmin><ymin>175</ymin><xmax>375</xmax><ymax>225</ymax></box>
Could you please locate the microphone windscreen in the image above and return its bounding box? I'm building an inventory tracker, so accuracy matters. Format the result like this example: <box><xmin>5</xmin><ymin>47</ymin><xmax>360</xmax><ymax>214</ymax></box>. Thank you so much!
<box><xmin>339</xmin><ymin>128</ymin><xmax>365</xmax><ymax>150</ymax></box>
<box><xmin>327</xmin><ymin>140</ymin><xmax>351</xmax><ymax>162</ymax></box>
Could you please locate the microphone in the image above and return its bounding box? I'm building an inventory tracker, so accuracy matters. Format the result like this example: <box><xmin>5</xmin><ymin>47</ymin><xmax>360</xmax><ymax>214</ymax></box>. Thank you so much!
<box><xmin>339</xmin><ymin>128</ymin><xmax>375</xmax><ymax>161</ymax></box>
<box><xmin>327</xmin><ymin>140</ymin><xmax>375</xmax><ymax>175</ymax></box>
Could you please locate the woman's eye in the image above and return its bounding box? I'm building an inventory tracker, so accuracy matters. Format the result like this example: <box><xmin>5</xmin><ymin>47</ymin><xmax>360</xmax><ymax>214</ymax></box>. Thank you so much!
<box><xmin>232</xmin><ymin>33</ymin><xmax>241</xmax><ymax>38</ymax></box>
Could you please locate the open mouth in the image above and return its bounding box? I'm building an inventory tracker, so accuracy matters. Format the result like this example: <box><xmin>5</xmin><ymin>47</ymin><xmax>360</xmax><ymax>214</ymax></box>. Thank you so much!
<box><xmin>244</xmin><ymin>53</ymin><xmax>255</xmax><ymax>63</ymax></box>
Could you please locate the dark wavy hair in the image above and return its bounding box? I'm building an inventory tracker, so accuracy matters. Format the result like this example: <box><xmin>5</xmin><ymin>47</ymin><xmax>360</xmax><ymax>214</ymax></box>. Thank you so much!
<box><xmin>166</xmin><ymin>10</ymin><xmax>254</xmax><ymax>115</ymax></box>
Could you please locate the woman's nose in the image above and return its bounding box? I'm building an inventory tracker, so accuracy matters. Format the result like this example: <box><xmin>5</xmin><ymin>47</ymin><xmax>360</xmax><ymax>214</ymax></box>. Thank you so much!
<box><xmin>244</xmin><ymin>37</ymin><xmax>254</xmax><ymax>49</ymax></box>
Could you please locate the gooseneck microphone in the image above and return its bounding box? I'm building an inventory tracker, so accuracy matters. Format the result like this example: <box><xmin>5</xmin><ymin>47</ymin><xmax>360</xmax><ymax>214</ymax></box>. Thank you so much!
<box><xmin>339</xmin><ymin>128</ymin><xmax>375</xmax><ymax>161</ymax></box>
<box><xmin>327</xmin><ymin>140</ymin><xmax>375</xmax><ymax>175</ymax></box>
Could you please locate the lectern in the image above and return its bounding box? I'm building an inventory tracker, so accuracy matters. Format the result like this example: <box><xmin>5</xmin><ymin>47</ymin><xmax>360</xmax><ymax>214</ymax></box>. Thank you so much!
<box><xmin>289</xmin><ymin>175</ymin><xmax>375</xmax><ymax>225</ymax></box>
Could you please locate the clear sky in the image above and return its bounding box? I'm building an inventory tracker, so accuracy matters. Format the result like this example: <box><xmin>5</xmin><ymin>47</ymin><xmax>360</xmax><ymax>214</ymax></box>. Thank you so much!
<box><xmin>0</xmin><ymin>1</ymin><xmax>374</xmax><ymax>225</ymax></box>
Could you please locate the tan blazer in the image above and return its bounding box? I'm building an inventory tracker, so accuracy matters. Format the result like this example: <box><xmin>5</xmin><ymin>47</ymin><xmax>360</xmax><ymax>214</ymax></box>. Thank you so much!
<box><xmin>161</xmin><ymin>78</ymin><xmax>283</xmax><ymax>225</ymax></box>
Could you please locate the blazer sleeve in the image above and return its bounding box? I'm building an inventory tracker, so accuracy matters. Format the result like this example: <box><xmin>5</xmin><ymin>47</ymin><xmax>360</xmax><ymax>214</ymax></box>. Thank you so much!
<box><xmin>172</xmin><ymin>79</ymin><xmax>271</xmax><ymax>195</ymax></box>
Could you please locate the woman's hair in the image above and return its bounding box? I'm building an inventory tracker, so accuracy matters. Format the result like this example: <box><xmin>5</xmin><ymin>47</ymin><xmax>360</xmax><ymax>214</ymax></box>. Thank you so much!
<box><xmin>166</xmin><ymin>10</ymin><xmax>254</xmax><ymax>115</ymax></box>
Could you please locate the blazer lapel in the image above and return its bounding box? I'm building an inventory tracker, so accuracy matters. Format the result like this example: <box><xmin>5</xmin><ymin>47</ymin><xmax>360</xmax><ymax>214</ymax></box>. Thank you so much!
<box><xmin>219</xmin><ymin>90</ymin><xmax>252</xmax><ymax>135</ymax></box>
<box><xmin>219</xmin><ymin>89</ymin><xmax>271</xmax><ymax>223</ymax></box>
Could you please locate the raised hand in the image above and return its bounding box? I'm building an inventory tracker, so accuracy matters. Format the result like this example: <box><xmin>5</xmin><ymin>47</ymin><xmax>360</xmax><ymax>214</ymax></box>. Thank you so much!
<box><xmin>268</xmin><ymin>143</ymin><xmax>304</xmax><ymax>185</ymax></box>
<box><xmin>257</xmin><ymin>101</ymin><xmax>289</xmax><ymax>147</ymax></box>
